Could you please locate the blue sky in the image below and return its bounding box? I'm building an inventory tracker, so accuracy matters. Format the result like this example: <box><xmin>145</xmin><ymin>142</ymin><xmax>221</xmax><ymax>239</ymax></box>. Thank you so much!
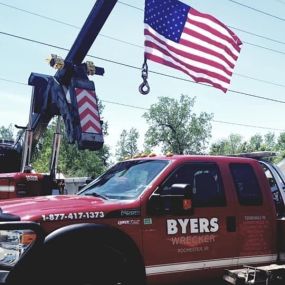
<box><xmin>0</xmin><ymin>0</ymin><xmax>285</xmax><ymax>156</ymax></box>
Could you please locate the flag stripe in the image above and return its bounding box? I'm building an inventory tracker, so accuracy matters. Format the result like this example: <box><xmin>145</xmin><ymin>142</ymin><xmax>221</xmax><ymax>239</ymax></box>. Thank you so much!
<box><xmin>179</xmin><ymin>38</ymin><xmax>235</xmax><ymax>69</ymax></box>
<box><xmin>145</xmin><ymin>40</ymin><xmax>231</xmax><ymax>84</ymax></box>
<box><xmin>145</xmin><ymin>25</ymin><xmax>232</xmax><ymax>85</ymax></box>
<box><xmin>183</xmin><ymin>24</ymin><xmax>239</xmax><ymax>60</ymax></box>
<box><xmin>187</xmin><ymin>18</ymin><xmax>240</xmax><ymax>54</ymax></box>
<box><xmin>190</xmin><ymin>8</ymin><xmax>242</xmax><ymax>46</ymax></box>
<box><xmin>145</xmin><ymin>41</ymin><xmax>229</xmax><ymax>91</ymax></box>
<box><xmin>145</xmin><ymin>28</ymin><xmax>234</xmax><ymax>72</ymax></box>
<box><xmin>181</xmin><ymin>31</ymin><xmax>237</xmax><ymax>66</ymax></box>
<box><xmin>146</xmin><ymin>52</ymin><xmax>227</xmax><ymax>92</ymax></box>
<box><xmin>145</xmin><ymin>31</ymin><xmax>233</xmax><ymax>76</ymax></box>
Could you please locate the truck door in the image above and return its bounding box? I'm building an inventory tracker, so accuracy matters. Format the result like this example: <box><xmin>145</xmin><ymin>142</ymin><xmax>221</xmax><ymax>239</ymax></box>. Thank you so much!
<box><xmin>143</xmin><ymin>162</ymin><xmax>238</xmax><ymax>283</ymax></box>
<box><xmin>230</xmin><ymin>163</ymin><xmax>277</xmax><ymax>266</ymax></box>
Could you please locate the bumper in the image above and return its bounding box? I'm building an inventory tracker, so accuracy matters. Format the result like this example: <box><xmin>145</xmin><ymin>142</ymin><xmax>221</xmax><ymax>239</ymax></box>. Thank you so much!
<box><xmin>0</xmin><ymin>271</ymin><xmax>9</xmax><ymax>285</ymax></box>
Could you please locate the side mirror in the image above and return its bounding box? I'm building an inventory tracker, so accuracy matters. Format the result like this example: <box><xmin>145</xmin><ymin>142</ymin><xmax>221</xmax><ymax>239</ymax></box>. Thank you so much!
<box><xmin>147</xmin><ymin>183</ymin><xmax>193</xmax><ymax>216</ymax></box>
<box><xmin>169</xmin><ymin>184</ymin><xmax>193</xmax><ymax>214</ymax></box>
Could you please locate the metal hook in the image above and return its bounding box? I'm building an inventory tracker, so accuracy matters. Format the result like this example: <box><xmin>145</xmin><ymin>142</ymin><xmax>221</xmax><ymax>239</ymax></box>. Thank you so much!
<box><xmin>139</xmin><ymin>80</ymin><xmax>150</xmax><ymax>95</ymax></box>
<box><xmin>139</xmin><ymin>58</ymin><xmax>150</xmax><ymax>95</ymax></box>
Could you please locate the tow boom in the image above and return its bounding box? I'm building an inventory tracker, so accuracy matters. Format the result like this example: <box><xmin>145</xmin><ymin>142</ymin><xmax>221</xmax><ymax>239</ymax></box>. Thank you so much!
<box><xmin>20</xmin><ymin>0</ymin><xmax>117</xmax><ymax>172</ymax></box>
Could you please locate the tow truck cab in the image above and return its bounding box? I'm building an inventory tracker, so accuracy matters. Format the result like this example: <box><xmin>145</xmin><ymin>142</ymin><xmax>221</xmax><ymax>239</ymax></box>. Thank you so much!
<box><xmin>0</xmin><ymin>154</ymin><xmax>284</xmax><ymax>285</ymax></box>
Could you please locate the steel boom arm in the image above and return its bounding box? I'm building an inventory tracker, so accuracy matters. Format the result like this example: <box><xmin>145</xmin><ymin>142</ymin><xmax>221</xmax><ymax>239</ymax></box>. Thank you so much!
<box><xmin>21</xmin><ymin>0</ymin><xmax>117</xmax><ymax>171</ymax></box>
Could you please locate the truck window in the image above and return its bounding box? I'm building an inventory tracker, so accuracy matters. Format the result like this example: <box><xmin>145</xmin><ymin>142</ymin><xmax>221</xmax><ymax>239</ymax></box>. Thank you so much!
<box><xmin>161</xmin><ymin>163</ymin><xmax>225</xmax><ymax>207</ymax></box>
<box><xmin>78</xmin><ymin>159</ymin><xmax>169</xmax><ymax>200</ymax></box>
<box><xmin>230</xmin><ymin>163</ymin><xmax>262</xmax><ymax>206</ymax></box>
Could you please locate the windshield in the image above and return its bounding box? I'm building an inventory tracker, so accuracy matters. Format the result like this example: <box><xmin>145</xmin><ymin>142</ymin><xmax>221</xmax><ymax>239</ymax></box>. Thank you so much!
<box><xmin>79</xmin><ymin>159</ymin><xmax>169</xmax><ymax>200</ymax></box>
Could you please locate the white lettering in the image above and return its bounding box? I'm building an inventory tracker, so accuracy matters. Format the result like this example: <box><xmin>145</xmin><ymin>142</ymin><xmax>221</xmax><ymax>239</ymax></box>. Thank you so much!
<box><xmin>199</xmin><ymin>218</ymin><xmax>210</xmax><ymax>233</ymax></box>
<box><xmin>210</xmin><ymin>218</ymin><xmax>219</xmax><ymax>232</ymax></box>
<box><xmin>166</xmin><ymin>217</ymin><xmax>220</xmax><ymax>235</ymax></box>
<box><xmin>190</xmin><ymin>219</ymin><xmax>199</xmax><ymax>233</ymax></box>
<box><xmin>177</xmin><ymin>219</ymin><xmax>189</xmax><ymax>234</ymax></box>
<box><xmin>167</xmin><ymin>219</ymin><xmax>178</xmax><ymax>235</ymax></box>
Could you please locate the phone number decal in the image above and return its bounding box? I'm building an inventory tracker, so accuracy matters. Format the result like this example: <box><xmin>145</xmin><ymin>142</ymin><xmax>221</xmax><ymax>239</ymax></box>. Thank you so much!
<box><xmin>42</xmin><ymin>211</ymin><xmax>104</xmax><ymax>221</ymax></box>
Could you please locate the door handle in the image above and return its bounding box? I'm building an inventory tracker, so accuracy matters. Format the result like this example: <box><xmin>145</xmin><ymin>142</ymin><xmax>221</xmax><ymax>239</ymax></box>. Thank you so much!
<box><xmin>226</xmin><ymin>216</ymin><xmax>236</xmax><ymax>232</ymax></box>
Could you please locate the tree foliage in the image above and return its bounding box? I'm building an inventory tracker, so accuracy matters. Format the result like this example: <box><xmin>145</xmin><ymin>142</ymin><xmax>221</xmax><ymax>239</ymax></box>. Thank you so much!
<box><xmin>209</xmin><ymin>132</ymin><xmax>282</xmax><ymax>160</ymax></box>
<box><xmin>0</xmin><ymin>124</ymin><xmax>14</xmax><ymax>141</ymax></box>
<box><xmin>115</xmin><ymin>128</ymin><xmax>139</xmax><ymax>161</ymax></box>
<box><xmin>31</xmin><ymin>120</ymin><xmax>110</xmax><ymax>178</ymax></box>
<box><xmin>143</xmin><ymin>95</ymin><xmax>213</xmax><ymax>154</ymax></box>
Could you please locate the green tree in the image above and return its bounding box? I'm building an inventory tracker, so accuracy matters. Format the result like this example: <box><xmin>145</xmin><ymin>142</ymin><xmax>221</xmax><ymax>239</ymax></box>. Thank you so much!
<box><xmin>210</xmin><ymin>132</ymin><xmax>278</xmax><ymax>156</ymax></box>
<box><xmin>143</xmin><ymin>95</ymin><xmax>213</xmax><ymax>154</ymax></box>
<box><xmin>276</xmin><ymin>132</ymin><xmax>285</xmax><ymax>151</ymax></box>
<box><xmin>275</xmin><ymin>132</ymin><xmax>285</xmax><ymax>160</ymax></box>
<box><xmin>210</xmin><ymin>139</ymin><xmax>228</xmax><ymax>155</ymax></box>
<box><xmin>0</xmin><ymin>124</ymin><xmax>14</xmax><ymax>140</ymax></box>
<box><xmin>115</xmin><ymin>128</ymin><xmax>139</xmax><ymax>161</ymax></box>
<box><xmin>32</xmin><ymin>120</ymin><xmax>110</xmax><ymax>178</ymax></box>
<box><xmin>247</xmin><ymin>134</ymin><xmax>264</xmax><ymax>152</ymax></box>
<box><xmin>264</xmin><ymin>132</ymin><xmax>276</xmax><ymax>151</ymax></box>
<box><xmin>210</xmin><ymin>134</ymin><xmax>244</xmax><ymax>155</ymax></box>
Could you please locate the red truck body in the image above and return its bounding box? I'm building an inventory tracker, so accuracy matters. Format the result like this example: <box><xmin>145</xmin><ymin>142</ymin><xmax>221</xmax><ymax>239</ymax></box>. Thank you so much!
<box><xmin>0</xmin><ymin>173</ymin><xmax>46</xmax><ymax>199</ymax></box>
<box><xmin>0</xmin><ymin>155</ymin><xmax>283</xmax><ymax>285</ymax></box>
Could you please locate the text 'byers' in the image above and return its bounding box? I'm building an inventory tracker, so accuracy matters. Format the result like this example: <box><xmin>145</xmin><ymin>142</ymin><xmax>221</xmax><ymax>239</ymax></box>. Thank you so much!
<box><xmin>167</xmin><ymin>218</ymin><xmax>219</xmax><ymax>235</ymax></box>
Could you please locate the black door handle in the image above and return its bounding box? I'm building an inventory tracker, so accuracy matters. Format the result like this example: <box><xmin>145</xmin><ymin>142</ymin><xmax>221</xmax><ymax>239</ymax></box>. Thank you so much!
<box><xmin>226</xmin><ymin>216</ymin><xmax>236</xmax><ymax>232</ymax></box>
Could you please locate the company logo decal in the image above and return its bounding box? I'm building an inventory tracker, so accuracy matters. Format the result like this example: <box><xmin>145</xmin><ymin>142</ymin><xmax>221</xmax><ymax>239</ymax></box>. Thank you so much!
<box><xmin>120</xmin><ymin>209</ymin><xmax>140</xmax><ymax>217</ymax></box>
<box><xmin>167</xmin><ymin>218</ymin><xmax>219</xmax><ymax>235</ymax></box>
<box><xmin>144</xmin><ymin>218</ymin><xmax>153</xmax><ymax>225</ymax></box>
<box><xmin>26</xmin><ymin>175</ymin><xmax>38</xmax><ymax>181</ymax></box>
<box><xmin>118</xmin><ymin>219</ymin><xmax>140</xmax><ymax>225</ymax></box>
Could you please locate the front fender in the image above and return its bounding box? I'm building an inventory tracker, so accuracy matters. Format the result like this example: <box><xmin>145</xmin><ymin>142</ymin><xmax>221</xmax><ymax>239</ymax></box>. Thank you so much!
<box><xmin>1</xmin><ymin>222</ymin><xmax>146</xmax><ymax>285</ymax></box>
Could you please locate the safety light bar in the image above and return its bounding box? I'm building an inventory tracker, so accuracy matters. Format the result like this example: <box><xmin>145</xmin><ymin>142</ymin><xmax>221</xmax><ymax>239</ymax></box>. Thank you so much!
<box><xmin>231</xmin><ymin>151</ymin><xmax>277</xmax><ymax>160</ymax></box>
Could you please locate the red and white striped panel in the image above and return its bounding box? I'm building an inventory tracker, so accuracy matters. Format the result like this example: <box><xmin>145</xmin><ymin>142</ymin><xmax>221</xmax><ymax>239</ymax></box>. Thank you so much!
<box><xmin>75</xmin><ymin>88</ymin><xmax>102</xmax><ymax>134</ymax></box>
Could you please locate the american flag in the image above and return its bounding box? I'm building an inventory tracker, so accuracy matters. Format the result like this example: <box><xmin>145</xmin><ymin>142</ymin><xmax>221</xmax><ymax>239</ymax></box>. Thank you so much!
<box><xmin>144</xmin><ymin>0</ymin><xmax>242</xmax><ymax>92</ymax></box>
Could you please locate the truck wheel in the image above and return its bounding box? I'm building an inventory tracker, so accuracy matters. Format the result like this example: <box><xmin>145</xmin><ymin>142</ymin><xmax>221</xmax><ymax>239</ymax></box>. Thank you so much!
<box><xmin>40</xmin><ymin>244</ymin><xmax>137</xmax><ymax>285</ymax></box>
<box><xmin>32</xmin><ymin>238</ymin><xmax>144</xmax><ymax>285</ymax></box>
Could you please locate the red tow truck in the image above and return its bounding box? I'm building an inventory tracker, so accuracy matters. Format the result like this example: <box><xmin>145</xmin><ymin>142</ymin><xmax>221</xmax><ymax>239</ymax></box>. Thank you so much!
<box><xmin>0</xmin><ymin>153</ymin><xmax>284</xmax><ymax>285</ymax></box>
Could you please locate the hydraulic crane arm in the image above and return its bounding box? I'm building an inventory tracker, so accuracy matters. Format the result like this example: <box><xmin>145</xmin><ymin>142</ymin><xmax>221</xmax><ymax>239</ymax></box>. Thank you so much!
<box><xmin>20</xmin><ymin>0</ymin><xmax>118</xmax><ymax>172</ymax></box>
